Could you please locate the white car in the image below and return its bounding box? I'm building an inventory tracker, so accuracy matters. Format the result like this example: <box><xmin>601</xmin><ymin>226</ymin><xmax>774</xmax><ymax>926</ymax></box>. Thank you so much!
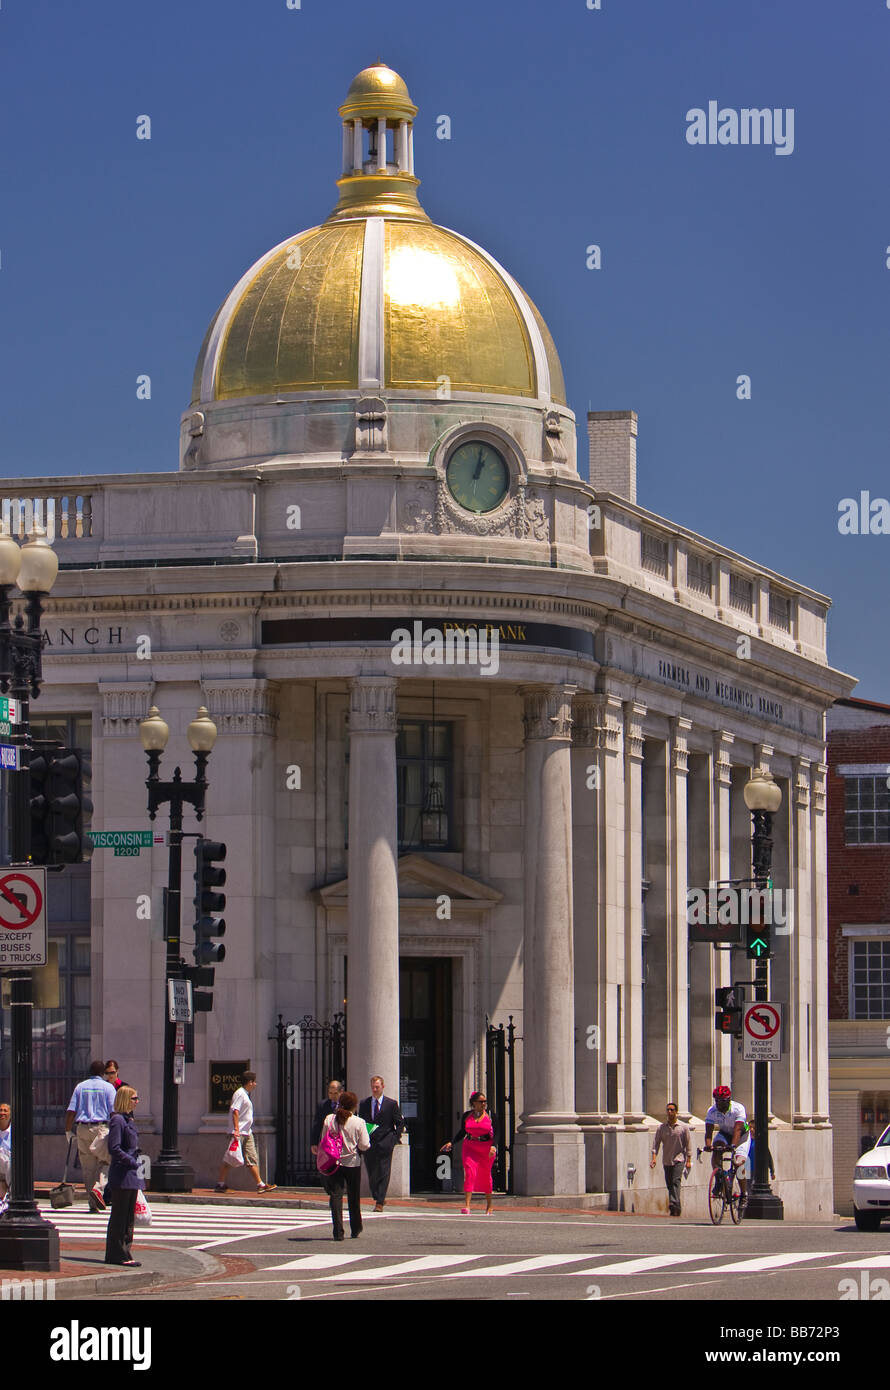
<box><xmin>853</xmin><ymin>1125</ymin><xmax>890</xmax><ymax>1230</ymax></box>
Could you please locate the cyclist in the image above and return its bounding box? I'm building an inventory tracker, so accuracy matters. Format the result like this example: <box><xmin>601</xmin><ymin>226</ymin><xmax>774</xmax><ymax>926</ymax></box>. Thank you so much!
<box><xmin>704</xmin><ymin>1084</ymin><xmax>751</xmax><ymax>1213</ymax></box>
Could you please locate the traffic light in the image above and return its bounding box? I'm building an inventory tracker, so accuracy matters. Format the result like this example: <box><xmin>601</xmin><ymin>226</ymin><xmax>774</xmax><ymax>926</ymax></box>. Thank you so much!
<box><xmin>714</xmin><ymin>987</ymin><xmax>742</xmax><ymax>1037</ymax></box>
<box><xmin>29</xmin><ymin>740</ymin><xmax>57</xmax><ymax>865</ymax></box>
<box><xmin>193</xmin><ymin>839</ymin><xmax>226</xmax><ymax>967</ymax></box>
<box><xmin>746</xmin><ymin>922</ymin><xmax>771</xmax><ymax>961</ymax></box>
<box><xmin>181</xmin><ymin>964</ymin><xmax>215</xmax><ymax>1013</ymax></box>
<box><xmin>29</xmin><ymin>742</ymin><xmax>91</xmax><ymax>865</ymax></box>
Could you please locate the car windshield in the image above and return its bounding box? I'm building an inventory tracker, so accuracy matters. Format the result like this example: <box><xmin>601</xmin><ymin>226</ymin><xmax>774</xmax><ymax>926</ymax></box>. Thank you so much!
<box><xmin>875</xmin><ymin>1126</ymin><xmax>890</xmax><ymax>1148</ymax></box>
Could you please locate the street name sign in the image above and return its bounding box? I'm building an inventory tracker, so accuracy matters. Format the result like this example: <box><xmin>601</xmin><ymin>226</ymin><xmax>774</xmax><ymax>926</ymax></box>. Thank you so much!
<box><xmin>0</xmin><ymin>867</ymin><xmax>47</xmax><ymax>967</ymax></box>
<box><xmin>742</xmin><ymin>1001</ymin><xmax>781</xmax><ymax>1061</ymax></box>
<box><xmin>88</xmin><ymin>830</ymin><xmax>164</xmax><ymax>857</ymax></box>
<box><xmin>0</xmin><ymin>743</ymin><xmax>19</xmax><ymax>772</ymax></box>
<box><xmin>0</xmin><ymin>698</ymin><xmax>20</xmax><ymax>724</ymax></box>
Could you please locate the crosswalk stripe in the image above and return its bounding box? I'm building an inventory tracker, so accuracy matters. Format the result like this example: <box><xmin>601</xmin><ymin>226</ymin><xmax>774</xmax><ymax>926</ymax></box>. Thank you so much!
<box><xmin>324</xmin><ymin>1254</ymin><xmax>484</xmax><ymax>1281</ymax></box>
<box><xmin>701</xmin><ymin>1252</ymin><xmax>840</xmax><ymax>1274</ymax></box>
<box><xmin>572</xmin><ymin>1253</ymin><xmax>728</xmax><ymax>1277</ymax></box>
<box><xmin>260</xmin><ymin>1253</ymin><xmax>371</xmax><ymax>1271</ymax></box>
<box><xmin>444</xmin><ymin>1253</ymin><xmax>594</xmax><ymax>1278</ymax></box>
<box><xmin>828</xmin><ymin>1257</ymin><xmax>890</xmax><ymax>1269</ymax></box>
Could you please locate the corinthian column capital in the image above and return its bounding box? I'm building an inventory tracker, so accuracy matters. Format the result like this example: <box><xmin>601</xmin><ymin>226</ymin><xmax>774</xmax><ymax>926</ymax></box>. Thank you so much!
<box><xmin>348</xmin><ymin>675</ymin><xmax>398</xmax><ymax>734</ymax></box>
<box><xmin>520</xmin><ymin>685</ymin><xmax>576</xmax><ymax>742</ymax></box>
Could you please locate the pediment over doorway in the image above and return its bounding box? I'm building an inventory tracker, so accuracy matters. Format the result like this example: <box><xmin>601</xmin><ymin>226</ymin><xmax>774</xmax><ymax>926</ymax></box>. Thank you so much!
<box><xmin>314</xmin><ymin>854</ymin><xmax>502</xmax><ymax>912</ymax></box>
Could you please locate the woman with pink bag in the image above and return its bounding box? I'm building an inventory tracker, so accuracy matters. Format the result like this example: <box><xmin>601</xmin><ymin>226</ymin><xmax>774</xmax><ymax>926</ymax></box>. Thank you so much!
<box><xmin>104</xmin><ymin>1086</ymin><xmax>146</xmax><ymax>1266</ymax></box>
<box><xmin>317</xmin><ymin>1090</ymin><xmax>370</xmax><ymax>1240</ymax></box>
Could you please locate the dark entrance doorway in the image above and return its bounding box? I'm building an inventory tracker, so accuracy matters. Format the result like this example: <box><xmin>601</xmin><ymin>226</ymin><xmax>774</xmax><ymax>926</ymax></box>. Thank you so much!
<box><xmin>399</xmin><ymin>957</ymin><xmax>452</xmax><ymax>1191</ymax></box>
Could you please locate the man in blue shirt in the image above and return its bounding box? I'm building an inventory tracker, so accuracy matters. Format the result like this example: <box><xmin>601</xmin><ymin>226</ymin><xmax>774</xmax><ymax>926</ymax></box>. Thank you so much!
<box><xmin>65</xmin><ymin>1060</ymin><xmax>117</xmax><ymax>1212</ymax></box>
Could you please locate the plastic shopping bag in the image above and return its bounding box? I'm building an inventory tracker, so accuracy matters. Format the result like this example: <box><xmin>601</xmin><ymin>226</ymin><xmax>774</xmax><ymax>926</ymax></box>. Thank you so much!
<box><xmin>223</xmin><ymin>1137</ymin><xmax>245</xmax><ymax>1168</ymax></box>
<box><xmin>134</xmin><ymin>1190</ymin><xmax>152</xmax><ymax>1227</ymax></box>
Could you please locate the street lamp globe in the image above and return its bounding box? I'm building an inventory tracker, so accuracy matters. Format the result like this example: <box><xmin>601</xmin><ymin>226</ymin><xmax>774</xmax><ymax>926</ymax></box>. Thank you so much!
<box><xmin>17</xmin><ymin>529</ymin><xmax>58</xmax><ymax>594</ymax></box>
<box><xmin>0</xmin><ymin>533</ymin><xmax>22</xmax><ymax>587</ymax></box>
<box><xmin>139</xmin><ymin>705</ymin><xmax>170</xmax><ymax>752</ymax></box>
<box><xmin>743</xmin><ymin>769</ymin><xmax>782</xmax><ymax>815</ymax></box>
<box><xmin>187</xmin><ymin>706</ymin><xmax>217</xmax><ymax>753</ymax></box>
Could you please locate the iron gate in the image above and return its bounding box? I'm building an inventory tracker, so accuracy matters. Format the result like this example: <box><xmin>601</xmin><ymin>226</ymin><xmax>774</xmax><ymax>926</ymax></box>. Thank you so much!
<box><xmin>272</xmin><ymin>1013</ymin><xmax>346</xmax><ymax>1186</ymax></box>
<box><xmin>485</xmin><ymin>1014</ymin><xmax>516</xmax><ymax>1194</ymax></box>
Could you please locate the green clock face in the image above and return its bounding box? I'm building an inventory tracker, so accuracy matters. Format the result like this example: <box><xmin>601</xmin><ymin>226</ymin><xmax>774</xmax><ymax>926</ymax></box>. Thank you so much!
<box><xmin>446</xmin><ymin>442</ymin><xmax>510</xmax><ymax>514</ymax></box>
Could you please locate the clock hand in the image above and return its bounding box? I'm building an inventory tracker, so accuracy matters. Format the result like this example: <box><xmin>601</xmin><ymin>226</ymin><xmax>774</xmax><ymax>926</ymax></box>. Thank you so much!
<box><xmin>472</xmin><ymin>449</ymin><xmax>485</xmax><ymax>481</ymax></box>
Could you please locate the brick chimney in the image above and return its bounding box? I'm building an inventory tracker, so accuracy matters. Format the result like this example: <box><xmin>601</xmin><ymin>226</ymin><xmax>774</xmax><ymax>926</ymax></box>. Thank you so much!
<box><xmin>587</xmin><ymin>410</ymin><xmax>637</xmax><ymax>502</ymax></box>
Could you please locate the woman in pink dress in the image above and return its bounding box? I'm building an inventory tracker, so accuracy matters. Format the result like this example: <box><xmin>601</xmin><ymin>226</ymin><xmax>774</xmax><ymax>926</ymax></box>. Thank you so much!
<box><xmin>440</xmin><ymin>1091</ymin><xmax>497</xmax><ymax>1214</ymax></box>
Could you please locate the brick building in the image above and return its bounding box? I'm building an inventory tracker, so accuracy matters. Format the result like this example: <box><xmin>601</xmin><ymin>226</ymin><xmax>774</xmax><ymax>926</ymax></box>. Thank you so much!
<box><xmin>827</xmin><ymin>696</ymin><xmax>890</xmax><ymax>1212</ymax></box>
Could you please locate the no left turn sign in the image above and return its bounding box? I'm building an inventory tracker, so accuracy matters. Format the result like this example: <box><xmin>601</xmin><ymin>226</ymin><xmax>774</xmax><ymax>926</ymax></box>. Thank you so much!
<box><xmin>0</xmin><ymin>868</ymin><xmax>47</xmax><ymax>967</ymax></box>
<box><xmin>742</xmin><ymin>1001</ymin><xmax>781</xmax><ymax>1061</ymax></box>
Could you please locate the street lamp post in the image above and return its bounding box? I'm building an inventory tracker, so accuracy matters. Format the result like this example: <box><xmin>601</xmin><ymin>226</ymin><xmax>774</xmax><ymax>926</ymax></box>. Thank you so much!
<box><xmin>742</xmin><ymin>770</ymin><xmax>785</xmax><ymax>1221</ymax></box>
<box><xmin>0</xmin><ymin>528</ymin><xmax>61</xmax><ymax>1270</ymax></box>
<box><xmin>139</xmin><ymin>704</ymin><xmax>217</xmax><ymax>1192</ymax></box>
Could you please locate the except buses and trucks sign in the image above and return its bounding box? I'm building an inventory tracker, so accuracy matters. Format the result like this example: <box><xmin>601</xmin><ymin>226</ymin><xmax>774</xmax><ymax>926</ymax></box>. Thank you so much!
<box><xmin>742</xmin><ymin>1001</ymin><xmax>782</xmax><ymax>1062</ymax></box>
<box><xmin>0</xmin><ymin>867</ymin><xmax>47</xmax><ymax>967</ymax></box>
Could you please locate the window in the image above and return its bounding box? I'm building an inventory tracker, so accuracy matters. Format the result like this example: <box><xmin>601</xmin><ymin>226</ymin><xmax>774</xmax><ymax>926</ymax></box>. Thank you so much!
<box><xmin>345</xmin><ymin>720</ymin><xmax>454</xmax><ymax>852</ymax></box>
<box><xmin>769</xmin><ymin>590</ymin><xmax>792</xmax><ymax>631</ymax></box>
<box><xmin>845</xmin><ymin>776</ymin><xmax>890</xmax><ymax>845</ymax></box>
<box><xmin>729</xmin><ymin>573</ymin><xmax>754</xmax><ymax>614</ymax></box>
<box><xmin>397</xmin><ymin>722</ymin><xmax>453</xmax><ymax>850</ymax></box>
<box><xmin>641</xmin><ymin>531</ymin><xmax>669</xmax><ymax>578</ymax></box>
<box><xmin>687</xmin><ymin>551</ymin><xmax>712</xmax><ymax>597</ymax></box>
<box><xmin>850</xmin><ymin>939</ymin><xmax>890</xmax><ymax>1019</ymax></box>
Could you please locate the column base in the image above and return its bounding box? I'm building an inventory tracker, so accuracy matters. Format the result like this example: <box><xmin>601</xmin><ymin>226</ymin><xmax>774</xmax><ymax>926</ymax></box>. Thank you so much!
<box><xmin>514</xmin><ymin>1128</ymin><xmax>585</xmax><ymax>1196</ymax></box>
<box><xmin>0</xmin><ymin>1214</ymin><xmax>60</xmax><ymax>1271</ymax></box>
<box><xmin>359</xmin><ymin>1140</ymin><xmax>411</xmax><ymax>1199</ymax></box>
<box><xmin>149</xmin><ymin>1159</ymin><xmax>195</xmax><ymax>1193</ymax></box>
<box><xmin>744</xmin><ymin>1187</ymin><xmax>785</xmax><ymax>1221</ymax></box>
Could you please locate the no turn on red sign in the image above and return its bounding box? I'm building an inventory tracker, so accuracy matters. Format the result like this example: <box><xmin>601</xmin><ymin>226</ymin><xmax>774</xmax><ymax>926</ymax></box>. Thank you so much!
<box><xmin>742</xmin><ymin>1001</ymin><xmax>781</xmax><ymax>1062</ymax></box>
<box><xmin>0</xmin><ymin>867</ymin><xmax>47</xmax><ymax>967</ymax></box>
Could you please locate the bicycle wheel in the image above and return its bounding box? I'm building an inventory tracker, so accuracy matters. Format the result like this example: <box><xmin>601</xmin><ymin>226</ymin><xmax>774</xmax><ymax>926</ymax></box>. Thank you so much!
<box><xmin>728</xmin><ymin>1169</ymin><xmax>743</xmax><ymax>1224</ymax></box>
<box><xmin>708</xmin><ymin>1169</ymin><xmax>726</xmax><ymax>1225</ymax></box>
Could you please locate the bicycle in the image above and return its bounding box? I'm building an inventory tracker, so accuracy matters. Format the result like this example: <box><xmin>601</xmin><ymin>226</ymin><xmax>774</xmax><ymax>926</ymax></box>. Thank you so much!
<box><xmin>704</xmin><ymin>1145</ymin><xmax>743</xmax><ymax>1225</ymax></box>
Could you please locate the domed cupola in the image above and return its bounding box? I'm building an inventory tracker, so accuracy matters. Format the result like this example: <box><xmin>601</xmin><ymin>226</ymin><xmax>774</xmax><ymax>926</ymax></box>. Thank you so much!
<box><xmin>183</xmin><ymin>64</ymin><xmax>573</xmax><ymax>475</ymax></box>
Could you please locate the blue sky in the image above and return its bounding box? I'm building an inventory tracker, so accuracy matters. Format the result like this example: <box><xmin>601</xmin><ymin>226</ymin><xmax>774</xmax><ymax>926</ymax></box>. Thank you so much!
<box><xmin>0</xmin><ymin>0</ymin><xmax>886</xmax><ymax>694</ymax></box>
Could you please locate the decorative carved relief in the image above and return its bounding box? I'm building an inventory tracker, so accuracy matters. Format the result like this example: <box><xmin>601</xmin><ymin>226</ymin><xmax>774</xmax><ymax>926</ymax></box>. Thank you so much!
<box><xmin>354</xmin><ymin>397</ymin><xmax>387</xmax><ymax>453</ymax></box>
<box><xmin>435</xmin><ymin>479</ymin><xmax>549</xmax><ymax>542</ymax></box>
<box><xmin>671</xmin><ymin>716</ymin><xmax>693</xmax><ymax>775</ymax></box>
<box><xmin>543</xmin><ymin>409</ymin><xmax>567</xmax><ymax>465</ymax></box>
<box><xmin>793</xmin><ymin>757</ymin><xmax>811</xmax><ymax>809</ymax></box>
<box><xmin>591</xmin><ymin>694</ymin><xmax>623</xmax><ymax>754</ymax></box>
<box><xmin>348</xmin><ymin>676</ymin><xmax>397</xmax><ymax>734</ymax></box>
<box><xmin>713</xmin><ymin>730</ymin><xmax>735</xmax><ymax>786</ymax></box>
<box><xmin>521</xmin><ymin>685</ymin><xmax>575</xmax><ymax>741</ymax></box>
<box><xmin>184</xmin><ymin>411</ymin><xmax>204</xmax><ymax>468</ymax></box>
<box><xmin>218</xmin><ymin>620</ymin><xmax>242</xmax><ymax>643</ymax></box>
<box><xmin>813</xmin><ymin>762</ymin><xmax>827</xmax><ymax>813</ymax></box>
<box><xmin>623</xmin><ymin>700</ymin><xmax>647</xmax><ymax>762</ymax></box>
<box><xmin>571</xmin><ymin>699</ymin><xmax>598</xmax><ymax>747</ymax></box>
<box><xmin>100</xmin><ymin>684</ymin><xmax>153</xmax><ymax>738</ymax></box>
<box><xmin>400</xmin><ymin>488</ymin><xmax>436</xmax><ymax>535</ymax></box>
<box><xmin>203</xmin><ymin>679</ymin><xmax>279</xmax><ymax>736</ymax></box>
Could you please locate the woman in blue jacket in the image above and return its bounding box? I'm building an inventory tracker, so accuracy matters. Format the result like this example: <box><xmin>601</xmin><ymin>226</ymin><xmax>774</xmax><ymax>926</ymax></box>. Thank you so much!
<box><xmin>104</xmin><ymin>1085</ymin><xmax>145</xmax><ymax>1267</ymax></box>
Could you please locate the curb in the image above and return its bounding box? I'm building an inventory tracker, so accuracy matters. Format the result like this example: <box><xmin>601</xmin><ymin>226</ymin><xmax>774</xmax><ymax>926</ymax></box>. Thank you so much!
<box><xmin>51</xmin><ymin>1248</ymin><xmax>224</xmax><ymax>1298</ymax></box>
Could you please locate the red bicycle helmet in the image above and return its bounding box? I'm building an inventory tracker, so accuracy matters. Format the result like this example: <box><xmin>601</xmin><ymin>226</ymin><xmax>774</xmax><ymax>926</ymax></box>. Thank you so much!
<box><xmin>712</xmin><ymin>1085</ymin><xmax>732</xmax><ymax>1100</ymax></box>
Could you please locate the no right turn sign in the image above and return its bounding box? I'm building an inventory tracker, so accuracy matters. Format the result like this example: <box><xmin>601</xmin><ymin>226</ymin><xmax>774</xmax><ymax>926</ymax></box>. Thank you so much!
<box><xmin>742</xmin><ymin>1001</ymin><xmax>781</xmax><ymax>1062</ymax></box>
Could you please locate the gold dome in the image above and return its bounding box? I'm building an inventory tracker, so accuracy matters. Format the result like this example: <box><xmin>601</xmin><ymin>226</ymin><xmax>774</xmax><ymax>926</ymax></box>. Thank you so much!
<box><xmin>190</xmin><ymin>66</ymin><xmax>566</xmax><ymax>406</ymax></box>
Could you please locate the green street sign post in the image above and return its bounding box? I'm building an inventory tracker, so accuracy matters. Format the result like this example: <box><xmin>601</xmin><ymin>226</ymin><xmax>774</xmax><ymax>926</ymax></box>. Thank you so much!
<box><xmin>87</xmin><ymin>830</ymin><xmax>162</xmax><ymax>858</ymax></box>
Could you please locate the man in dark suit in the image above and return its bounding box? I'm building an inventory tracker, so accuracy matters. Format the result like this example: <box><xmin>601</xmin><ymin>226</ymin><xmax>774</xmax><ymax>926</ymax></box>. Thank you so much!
<box><xmin>310</xmin><ymin>1079</ymin><xmax>344</xmax><ymax>1157</ymax></box>
<box><xmin>358</xmin><ymin>1075</ymin><xmax>404</xmax><ymax>1211</ymax></box>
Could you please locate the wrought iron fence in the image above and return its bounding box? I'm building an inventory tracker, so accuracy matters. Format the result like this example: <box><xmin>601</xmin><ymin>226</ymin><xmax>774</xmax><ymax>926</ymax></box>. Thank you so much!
<box><xmin>271</xmin><ymin>1013</ymin><xmax>346</xmax><ymax>1187</ymax></box>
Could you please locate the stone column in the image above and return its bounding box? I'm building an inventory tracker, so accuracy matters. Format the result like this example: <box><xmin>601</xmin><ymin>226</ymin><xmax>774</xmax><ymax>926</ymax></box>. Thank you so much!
<box><xmin>397</xmin><ymin>120</ymin><xmax>409</xmax><ymax>170</ymax></box>
<box><xmin>687</xmin><ymin>750</ymin><xmax>715</xmax><ymax>1117</ymax></box>
<box><xmin>514</xmin><ymin>684</ymin><xmax>584</xmax><ymax>1195</ymax></box>
<box><xmin>346</xmin><ymin>676</ymin><xmax>407</xmax><ymax>1192</ymax></box>
<box><xmin>712</xmin><ymin>733</ymin><xmax>735</xmax><ymax>1088</ymax></box>
<box><xmin>353</xmin><ymin>119</ymin><xmax>363</xmax><ymax>173</ymax></box>
<box><xmin>667</xmin><ymin>717</ymin><xmax>692</xmax><ymax>1109</ymax></box>
<box><xmin>571</xmin><ymin>699</ymin><xmax>599</xmax><ymax>1123</ymax></box>
<box><xmin>811</xmin><ymin>764</ymin><xmax>830</xmax><ymax>1123</ymax></box>
<box><xmin>623</xmin><ymin>700</ymin><xmax>646</xmax><ymax>1121</ymax></box>
<box><xmin>342</xmin><ymin>121</ymin><xmax>352</xmax><ymax>174</ymax></box>
<box><xmin>408</xmin><ymin>126</ymin><xmax>415</xmax><ymax>174</ymax></box>
<box><xmin>787</xmin><ymin>757</ymin><xmax>814</xmax><ymax>1121</ymax></box>
<box><xmin>376</xmin><ymin>117</ymin><xmax>387</xmax><ymax>172</ymax></box>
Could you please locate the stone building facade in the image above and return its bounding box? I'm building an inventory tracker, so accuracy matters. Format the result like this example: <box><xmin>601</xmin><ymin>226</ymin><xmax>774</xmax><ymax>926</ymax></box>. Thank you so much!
<box><xmin>7</xmin><ymin>63</ymin><xmax>854</xmax><ymax>1213</ymax></box>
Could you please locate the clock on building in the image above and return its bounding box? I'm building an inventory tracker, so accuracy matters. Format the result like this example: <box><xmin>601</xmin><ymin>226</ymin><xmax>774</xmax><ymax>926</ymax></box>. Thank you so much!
<box><xmin>445</xmin><ymin>441</ymin><xmax>510</xmax><ymax>514</ymax></box>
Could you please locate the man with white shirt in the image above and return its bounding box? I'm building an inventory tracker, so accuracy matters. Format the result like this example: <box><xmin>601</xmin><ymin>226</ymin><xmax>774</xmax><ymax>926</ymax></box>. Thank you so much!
<box><xmin>65</xmin><ymin>1061</ymin><xmax>116</xmax><ymax>1211</ymax></box>
<box><xmin>215</xmin><ymin>1071</ymin><xmax>277</xmax><ymax>1194</ymax></box>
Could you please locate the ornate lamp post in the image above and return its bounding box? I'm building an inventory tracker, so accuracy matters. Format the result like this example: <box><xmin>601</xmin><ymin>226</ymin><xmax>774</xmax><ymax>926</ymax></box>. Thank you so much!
<box><xmin>742</xmin><ymin>770</ymin><xmax>785</xmax><ymax>1221</ymax></box>
<box><xmin>0</xmin><ymin>528</ymin><xmax>61</xmax><ymax>1270</ymax></box>
<box><xmin>139</xmin><ymin>703</ymin><xmax>217</xmax><ymax>1192</ymax></box>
